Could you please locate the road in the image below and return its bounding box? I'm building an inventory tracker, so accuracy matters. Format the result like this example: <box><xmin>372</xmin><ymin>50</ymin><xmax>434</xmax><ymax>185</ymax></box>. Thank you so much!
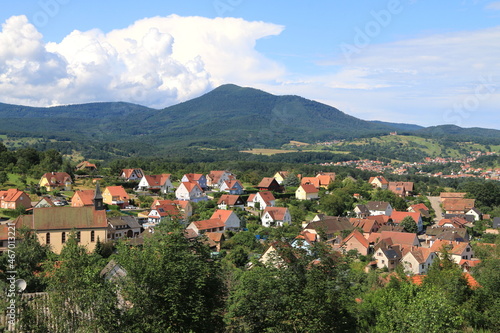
<box><xmin>427</xmin><ymin>196</ymin><xmax>443</xmax><ymax>224</ymax></box>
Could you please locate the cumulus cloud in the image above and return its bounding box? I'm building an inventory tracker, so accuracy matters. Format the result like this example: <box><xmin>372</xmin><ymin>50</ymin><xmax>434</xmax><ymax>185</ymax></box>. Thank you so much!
<box><xmin>0</xmin><ymin>15</ymin><xmax>285</xmax><ymax>108</ymax></box>
<box><xmin>268</xmin><ymin>26</ymin><xmax>500</xmax><ymax>128</ymax></box>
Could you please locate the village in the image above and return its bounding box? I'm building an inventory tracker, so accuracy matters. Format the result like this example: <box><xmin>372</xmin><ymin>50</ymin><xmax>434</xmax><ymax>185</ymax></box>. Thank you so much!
<box><xmin>1</xmin><ymin>161</ymin><xmax>498</xmax><ymax>278</ymax></box>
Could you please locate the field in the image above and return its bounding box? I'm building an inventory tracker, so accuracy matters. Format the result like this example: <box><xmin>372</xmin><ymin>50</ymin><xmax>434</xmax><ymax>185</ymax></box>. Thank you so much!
<box><xmin>241</xmin><ymin>148</ymin><xmax>299</xmax><ymax>155</ymax></box>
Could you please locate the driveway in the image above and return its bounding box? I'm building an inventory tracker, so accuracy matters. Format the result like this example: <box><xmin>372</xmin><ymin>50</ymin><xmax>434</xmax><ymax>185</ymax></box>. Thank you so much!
<box><xmin>427</xmin><ymin>196</ymin><xmax>443</xmax><ymax>224</ymax></box>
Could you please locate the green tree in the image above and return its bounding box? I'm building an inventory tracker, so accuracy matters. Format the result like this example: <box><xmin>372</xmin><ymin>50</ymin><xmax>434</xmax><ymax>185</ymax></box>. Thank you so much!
<box><xmin>116</xmin><ymin>220</ymin><xmax>225</xmax><ymax>332</ymax></box>
<box><xmin>22</xmin><ymin>233</ymin><xmax>121</xmax><ymax>332</ymax></box>
<box><xmin>400</xmin><ymin>215</ymin><xmax>418</xmax><ymax>233</ymax></box>
<box><xmin>0</xmin><ymin>170</ymin><xmax>8</xmax><ymax>185</ymax></box>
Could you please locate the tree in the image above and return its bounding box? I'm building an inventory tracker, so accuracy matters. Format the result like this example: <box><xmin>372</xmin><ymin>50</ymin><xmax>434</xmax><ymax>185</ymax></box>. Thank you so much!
<box><xmin>0</xmin><ymin>170</ymin><xmax>8</xmax><ymax>185</ymax></box>
<box><xmin>20</xmin><ymin>232</ymin><xmax>121</xmax><ymax>332</ymax></box>
<box><xmin>116</xmin><ymin>220</ymin><xmax>225</xmax><ymax>332</ymax></box>
<box><xmin>283</xmin><ymin>173</ymin><xmax>300</xmax><ymax>187</ymax></box>
<box><xmin>400</xmin><ymin>216</ymin><xmax>418</xmax><ymax>233</ymax></box>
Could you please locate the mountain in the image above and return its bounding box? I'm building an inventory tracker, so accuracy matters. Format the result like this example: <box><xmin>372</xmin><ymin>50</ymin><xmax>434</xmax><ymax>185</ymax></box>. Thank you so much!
<box><xmin>369</xmin><ymin>120</ymin><xmax>425</xmax><ymax>132</ymax></box>
<box><xmin>1</xmin><ymin>84</ymin><xmax>500</xmax><ymax>156</ymax></box>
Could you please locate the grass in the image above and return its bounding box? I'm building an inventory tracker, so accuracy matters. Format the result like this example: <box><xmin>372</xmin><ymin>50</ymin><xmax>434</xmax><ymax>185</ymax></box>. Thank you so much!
<box><xmin>241</xmin><ymin>148</ymin><xmax>299</xmax><ymax>155</ymax></box>
<box><xmin>3</xmin><ymin>173</ymin><xmax>37</xmax><ymax>189</ymax></box>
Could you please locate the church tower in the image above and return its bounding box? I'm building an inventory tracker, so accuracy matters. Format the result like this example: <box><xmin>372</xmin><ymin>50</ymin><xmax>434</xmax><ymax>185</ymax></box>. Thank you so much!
<box><xmin>93</xmin><ymin>181</ymin><xmax>104</xmax><ymax>211</ymax></box>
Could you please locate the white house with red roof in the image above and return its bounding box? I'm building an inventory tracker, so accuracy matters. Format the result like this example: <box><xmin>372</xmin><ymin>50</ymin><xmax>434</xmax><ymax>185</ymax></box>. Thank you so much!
<box><xmin>207</xmin><ymin>170</ymin><xmax>233</xmax><ymax>189</ymax></box>
<box><xmin>219</xmin><ymin>179</ymin><xmax>244</xmax><ymax>195</ymax></box>
<box><xmin>147</xmin><ymin>203</ymin><xmax>182</xmax><ymax>224</ymax></box>
<box><xmin>210</xmin><ymin>209</ymin><xmax>241</xmax><ymax>230</ymax></box>
<box><xmin>401</xmin><ymin>247</ymin><xmax>436</xmax><ymax>275</ymax></box>
<box><xmin>175</xmin><ymin>182</ymin><xmax>208</xmax><ymax>202</ymax></box>
<box><xmin>151</xmin><ymin>199</ymin><xmax>192</xmax><ymax>221</ymax></box>
<box><xmin>181</xmin><ymin>173</ymin><xmax>208</xmax><ymax>190</ymax></box>
<box><xmin>217</xmin><ymin>195</ymin><xmax>245</xmax><ymax>210</ymax></box>
<box><xmin>120</xmin><ymin>168</ymin><xmax>144</xmax><ymax>181</ymax></box>
<box><xmin>261</xmin><ymin>207</ymin><xmax>292</xmax><ymax>227</ymax></box>
<box><xmin>247</xmin><ymin>191</ymin><xmax>275</xmax><ymax>210</ymax></box>
<box><xmin>137</xmin><ymin>174</ymin><xmax>173</xmax><ymax>193</ymax></box>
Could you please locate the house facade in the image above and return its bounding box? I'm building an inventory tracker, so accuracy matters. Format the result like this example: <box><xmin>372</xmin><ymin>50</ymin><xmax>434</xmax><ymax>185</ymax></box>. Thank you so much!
<box><xmin>295</xmin><ymin>184</ymin><xmax>319</xmax><ymax>200</ymax></box>
<box><xmin>401</xmin><ymin>248</ymin><xmax>436</xmax><ymax>275</ymax></box>
<box><xmin>0</xmin><ymin>189</ymin><xmax>31</xmax><ymax>210</ymax></box>
<box><xmin>261</xmin><ymin>207</ymin><xmax>292</xmax><ymax>227</ymax></box>
<box><xmin>211</xmin><ymin>209</ymin><xmax>241</xmax><ymax>230</ymax></box>
<box><xmin>39</xmin><ymin>172</ymin><xmax>73</xmax><ymax>191</ymax></box>
<box><xmin>120</xmin><ymin>168</ymin><xmax>144</xmax><ymax>181</ymax></box>
<box><xmin>175</xmin><ymin>182</ymin><xmax>208</xmax><ymax>202</ymax></box>
<box><xmin>102</xmin><ymin>186</ymin><xmax>130</xmax><ymax>208</ymax></box>
<box><xmin>137</xmin><ymin>174</ymin><xmax>173</xmax><ymax>193</ymax></box>
<box><xmin>247</xmin><ymin>191</ymin><xmax>275</xmax><ymax>210</ymax></box>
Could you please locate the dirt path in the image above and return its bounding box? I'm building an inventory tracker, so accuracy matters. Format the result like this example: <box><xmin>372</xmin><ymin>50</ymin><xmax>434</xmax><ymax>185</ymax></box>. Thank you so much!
<box><xmin>427</xmin><ymin>196</ymin><xmax>443</xmax><ymax>223</ymax></box>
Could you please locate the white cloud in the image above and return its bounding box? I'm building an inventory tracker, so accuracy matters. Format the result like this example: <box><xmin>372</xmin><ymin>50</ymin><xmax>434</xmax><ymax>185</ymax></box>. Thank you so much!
<box><xmin>486</xmin><ymin>1</ymin><xmax>500</xmax><ymax>10</ymax></box>
<box><xmin>262</xmin><ymin>26</ymin><xmax>500</xmax><ymax>129</ymax></box>
<box><xmin>0</xmin><ymin>14</ymin><xmax>285</xmax><ymax>108</ymax></box>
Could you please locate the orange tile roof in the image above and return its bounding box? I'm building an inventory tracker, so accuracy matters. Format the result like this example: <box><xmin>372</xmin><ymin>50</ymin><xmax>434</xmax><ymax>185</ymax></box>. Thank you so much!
<box><xmin>258</xmin><ymin>177</ymin><xmax>279</xmax><ymax>188</ymax></box>
<box><xmin>0</xmin><ymin>189</ymin><xmax>26</xmax><ymax>202</ymax></box>
<box><xmin>391</xmin><ymin>211</ymin><xmax>420</xmax><ymax>224</ymax></box>
<box><xmin>71</xmin><ymin>190</ymin><xmax>95</xmax><ymax>206</ymax></box>
<box><xmin>264</xmin><ymin>207</ymin><xmax>288</xmax><ymax>221</ymax></box>
<box><xmin>105</xmin><ymin>186</ymin><xmax>130</xmax><ymax>200</ymax></box>
<box><xmin>211</xmin><ymin>209</ymin><xmax>234</xmax><ymax>223</ymax></box>
<box><xmin>299</xmin><ymin>184</ymin><xmax>319</xmax><ymax>193</ymax></box>
<box><xmin>342</xmin><ymin>229</ymin><xmax>369</xmax><ymax>248</ymax></box>
<box><xmin>191</xmin><ymin>219</ymin><xmax>225</xmax><ymax>231</ymax></box>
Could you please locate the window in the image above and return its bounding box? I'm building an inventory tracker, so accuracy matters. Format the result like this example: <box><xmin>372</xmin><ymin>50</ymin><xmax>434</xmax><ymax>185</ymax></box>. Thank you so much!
<box><xmin>61</xmin><ymin>232</ymin><xmax>66</xmax><ymax>244</ymax></box>
<box><xmin>91</xmin><ymin>230</ymin><xmax>95</xmax><ymax>242</ymax></box>
<box><xmin>76</xmin><ymin>232</ymin><xmax>81</xmax><ymax>243</ymax></box>
<box><xmin>46</xmin><ymin>233</ymin><xmax>51</xmax><ymax>244</ymax></box>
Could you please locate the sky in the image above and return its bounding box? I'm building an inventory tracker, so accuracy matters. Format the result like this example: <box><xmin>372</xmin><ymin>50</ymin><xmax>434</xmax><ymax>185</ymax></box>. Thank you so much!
<box><xmin>0</xmin><ymin>0</ymin><xmax>499</xmax><ymax>129</ymax></box>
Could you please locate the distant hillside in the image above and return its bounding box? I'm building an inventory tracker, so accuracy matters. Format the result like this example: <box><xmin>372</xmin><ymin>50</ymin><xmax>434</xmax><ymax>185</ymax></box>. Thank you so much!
<box><xmin>370</xmin><ymin>120</ymin><xmax>425</xmax><ymax>132</ymax></box>
<box><xmin>1</xmin><ymin>84</ymin><xmax>500</xmax><ymax>158</ymax></box>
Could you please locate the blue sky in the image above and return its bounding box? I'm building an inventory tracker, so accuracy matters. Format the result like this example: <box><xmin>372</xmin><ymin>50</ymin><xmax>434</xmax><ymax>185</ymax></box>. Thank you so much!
<box><xmin>1</xmin><ymin>0</ymin><xmax>499</xmax><ymax>129</ymax></box>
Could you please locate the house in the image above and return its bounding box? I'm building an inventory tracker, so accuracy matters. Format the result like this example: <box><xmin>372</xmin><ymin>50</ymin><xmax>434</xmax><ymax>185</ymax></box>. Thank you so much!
<box><xmin>8</xmin><ymin>205</ymin><xmax>107</xmax><ymax>254</ymax></box>
<box><xmin>459</xmin><ymin>258</ymin><xmax>482</xmax><ymax>273</ymax></box>
<box><xmin>349</xmin><ymin>218</ymin><xmax>380</xmax><ymax>236</ymax></box>
<box><xmin>493</xmin><ymin>217</ymin><xmax>500</xmax><ymax>229</ymax></box>
<box><xmin>210</xmin><ymin>209</ymin><xmax>241</xmax><ymax>230</ymax></box>
<box><xmin>295</xmin><ymin>184</ymin><xmax>319</xmax><ymax>200</ymax></box>
<box><xmin>207</xmin><ymin>170</ymin><xmax>233</xmax><ymax>189</ymax></box>
<box><xmin>390</xmin><ymin>211</ymin><xmax>423</xmax><ymax>233</ymax></box>
<box><xmin>33</xmin><ymin>196</ymin><xmax>56</xmax><ymax>208</ymax></box>
<box><xmin>443</xmin><ymin>198</ymin><xmax>475</xmax><ymax>215</ymax></box>
<box><xmin>261</xmin><ymin>207</ymin><xmax>292</xmax><ymax>227</ymax></box>
<box><xmin>102</xmin><ymin>186</ymin><xmax>130</xmax><ymax>209</ymax></box>
<box><xmin>430</xmin><ymin>239</ymin><xmax>474</xmax><ymax>264</ymax></box>
<box><xmin>136</xmin><ymin>174</ymin><xmax>173</xmax><ymax>193</ymax></box>
<box><xmin>365</xmin><ymin>201</ymin><xmax>393</xmax><ymax>216</ymax></box>
<box><xmin>388</xmin><ymin>181</ymin><xmax>414</xmax><ymax>197</ymax></box>
<box><xmin>466</xmin><ymin>208</ymin><xmax>482</xmax><ymax>221</ymax></box>
<box><xmin>107</xmin><ymin>216</ymin><xmax>142</xmax><ymax>240</ymax></box>
<box><xmin>257</xmin><ymin>177</ymin><xmax>283</xmax><ymax>192</ymax></box>
<box><xmin>247</xmin><ymin>191</ymin><xmax>275</xmax><ymax>210</ymax></box>
<box><xmin>175</xmin><ymin>182</ymin><xmax>208</xmax><ymax>202</ymax></box>
<box><xmin>204</xmin><ymin>232</ymin><xmax>225</xmax><ymax>252</ymax></box>
<box><xmin>300</xmin><ymin>177</ymin><xmax>321</xmax><ymax>189</ymax></box>
<box><xmin>217</xmin><ymin>195</ymin><xmax>245</xmax><ymax>210</ymax></box>
<box><xmin>39</xmin><ymin>172</ymin><xmax>73</xmax><ymax>191</ymax></box>
<box><xmin>273</xmin><ymin>171</ymin><xmax>290</xmax><ymax>185</ymax></box>
<box><xmin>354</xmin><ymin>204</ymin><xmax>371</xmax><ymax>218</ymax></box>
<box><xmin>147</xmin><ymin>203</ymin><xmax>182</xmax><ymax>224</ymax></box>
<box><xmin>151</xmin><ymin>199</ymin><xmax>193</xmax><ymax>221</ymax></box>
<box><xmin>120</xmin><ymin>168</ymin><xmax>144</xmax><ymax>181</ymax></box>
<box><xmin>407</xmin><ymin>203</ymin><xmax>430</xmax><ymax>219</ymax></box>
<box><xmin>220</xmin><ymin>179</ymin><xmax>244</xmax><ymax>195</ymax></box>
<box><xmin>440</xmin><ymin>192</ymin><xmax>467</xmax><ymax>201</ymax></box>
<box><xmin>0</xmin><ymin>189</ymin><xmax>31</xmax><ymax>210</ymax></box>
<box><xmin>374</xmin><ymin>244</ymin><xmax>403</xmax><ymax>271</ymax></box>
<box><xmin>181</xmin><ymin>173</ymin><xmax>208</xmax><ymax>191</ymax></box>
<box><xmin>370</xmin><ymin>231</ymin><xmax>420</xmax><ymax>248</ymax></box>
<box><xmin>340</xmin><ymin>230</ymin><xmax>370</xmax><ymax>255</ymax></box>
<box><xmin>71</xmin><ymin>189</ymin><xmax>95</xmax><ymax>207</ymax></box>
<box><xmin>368</xmin><ymin>176</ymin><xmax>388</xmax><ymax>189</ymax></box>
<box><xmin>291</xmin><ymin>231</ymin><xmax>318</xmax><ymax>253</ymax></box>
<box><xmin>259</xmin><ymin>242</ymin><xmax>296</xmax><ymax>268</ymax></box>
<box><xmin>401</xmin><ymin>247</ymin><xmax>436</xmax><ymax>275</ymax></box>
<box><xmin>303</xmin><ymin>217</ymin><xmax>354</xmax><ymax>241</ymax></box>
<box><xmin>316</xmin><ymin>172</ymin><xmax>336</xmax><ymax>188</ymax></box>
<box><xmin>186</xmin><ymin>219</ymin><xmax>225</xmax><ymax>235</ymax></box>
<box><xmin>437</xmin><ymin>216</ymin><xmax>469</xmax><ymax>228</ymax></box>
<box><xmin>75</xmin><ymin>161</ymin><xmax>97</xmax><ymax>172</ymax></box>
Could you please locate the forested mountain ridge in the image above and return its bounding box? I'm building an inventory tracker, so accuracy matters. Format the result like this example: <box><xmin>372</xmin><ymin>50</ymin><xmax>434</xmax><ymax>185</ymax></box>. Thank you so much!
<box><xmin>1</xmin><ymin>84</ymin><xmax>500</xmax><ymax>158</ymax></box>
